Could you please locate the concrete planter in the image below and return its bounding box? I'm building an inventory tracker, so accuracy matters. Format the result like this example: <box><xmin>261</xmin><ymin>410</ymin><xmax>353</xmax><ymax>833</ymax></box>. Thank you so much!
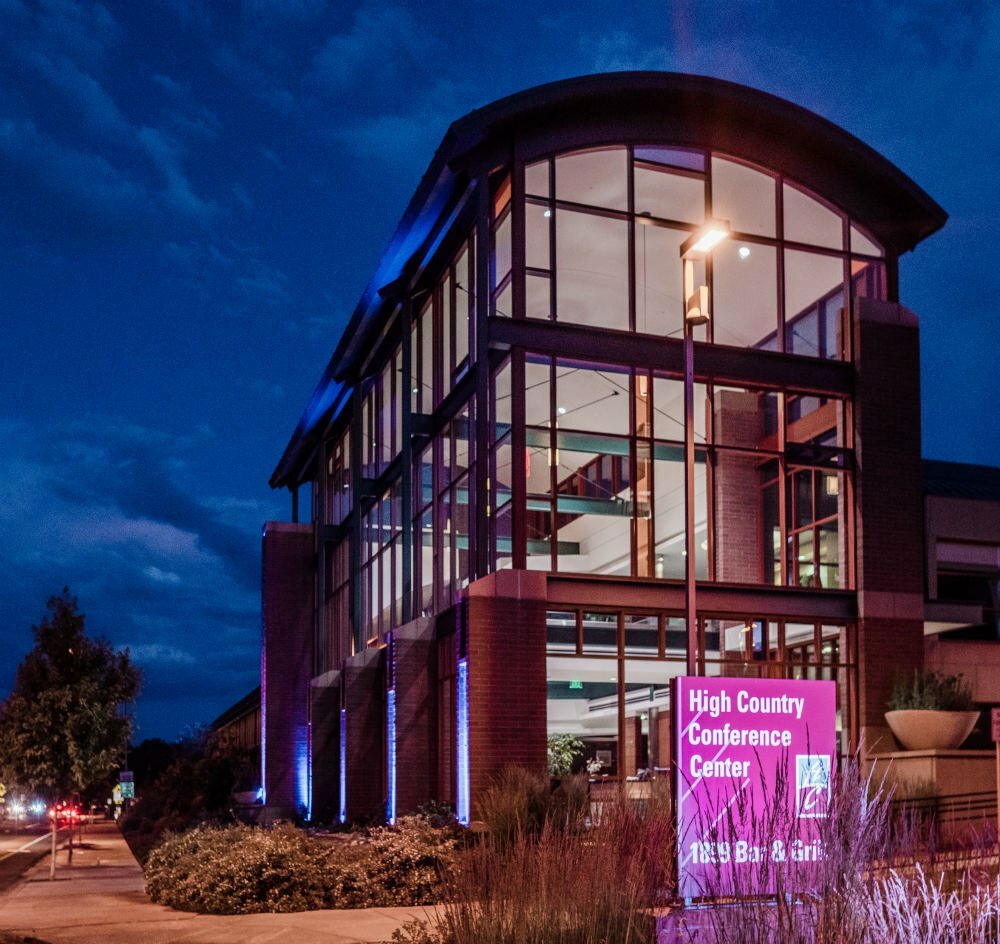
<box><xmin>884</xmin><ymin>709</ymin><xmax>979</xmax><ymax>751</ymax></box>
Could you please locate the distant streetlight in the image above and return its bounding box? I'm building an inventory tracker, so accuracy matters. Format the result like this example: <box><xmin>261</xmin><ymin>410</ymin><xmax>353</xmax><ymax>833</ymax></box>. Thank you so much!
<box><xmin>679</xmin><ymin>220</ymin><xmax>729</xmax><ymax>675</ymax></box>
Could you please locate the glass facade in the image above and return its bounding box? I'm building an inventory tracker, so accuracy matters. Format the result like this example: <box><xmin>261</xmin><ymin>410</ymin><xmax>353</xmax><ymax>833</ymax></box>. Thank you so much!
<box><xmin>309</xmin><ymin>140</ymin><xmax>881</xmax><ymax>753</ymax></box>
<box><xmin>545</xmin><ymin>609</ymin><xmax>856</xmax><ymax>779</ymax></box>
<box><xmin>515</xmin><ymin>146</ymin><xmax>884</xmax><ymax>356</ymax></box>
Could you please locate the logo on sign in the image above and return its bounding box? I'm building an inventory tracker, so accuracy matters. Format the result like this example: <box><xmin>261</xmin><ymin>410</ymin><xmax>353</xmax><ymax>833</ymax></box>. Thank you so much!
<box><xmin>795</xmin><ymin>754</ymin><xmax>831</xmax><ymax>819</ymax></box>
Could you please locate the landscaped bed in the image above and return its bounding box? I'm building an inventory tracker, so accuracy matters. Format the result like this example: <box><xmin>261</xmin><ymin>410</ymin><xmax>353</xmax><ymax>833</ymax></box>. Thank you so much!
<box><xmin>141</xmin><ymin>764</ymin><xmax>1000</xmax><ymax>943</ymax></box>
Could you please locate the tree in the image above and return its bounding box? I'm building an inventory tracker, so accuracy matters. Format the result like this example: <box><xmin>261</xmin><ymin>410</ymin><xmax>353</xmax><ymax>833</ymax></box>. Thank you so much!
<box><xmin>0</xmin><ymin>589</ymin><xmax>140</xmax><ymax>798</ymax></box>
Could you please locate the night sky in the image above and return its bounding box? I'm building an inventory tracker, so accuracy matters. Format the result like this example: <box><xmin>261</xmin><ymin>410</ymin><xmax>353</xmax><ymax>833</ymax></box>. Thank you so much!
<box><xmin>1</xmin><ymin>1</ymin><xmax>997</xmax><ymax>741</ymax></box>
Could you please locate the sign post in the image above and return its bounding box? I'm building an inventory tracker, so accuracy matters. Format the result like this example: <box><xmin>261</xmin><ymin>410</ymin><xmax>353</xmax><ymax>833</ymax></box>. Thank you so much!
<box><xmin>673</xmin><ymin>676</ymin><xmax>836</xmax><ymax>900</ymax></box>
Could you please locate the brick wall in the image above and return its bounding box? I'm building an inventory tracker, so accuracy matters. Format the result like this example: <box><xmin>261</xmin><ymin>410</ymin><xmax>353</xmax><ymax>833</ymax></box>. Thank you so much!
<box><xmin>465</xmin><ymin>570</ymin><xmax>548</xmax><ymax>813</ymax></box>
<box><xmin>342</xmin><ymin>647</ymin><xmax>385</xmax><ymax>821</ymax></box>
<box><xmin>392</xmin><ymin>619</ymin><xmax>438</xmax><ymax>815</ymax></box>
<box><xmin>714</xmin><ymin>390</ymin><xmax>764</xmax><ymax>583</ymax></box>
<box><xmin>852</xmin><ymin>300</ymin><xmax>925</xmax><ymax>749</ymax></box>
<box><xmin>261</xmin><ymin>521</ymin><xmax>313</xmax><ymax>816</ymax></box>
<box><xmin>310</xmin><ymin>672</ymin><xmax>340</xmax><ymax>823</ymax></box>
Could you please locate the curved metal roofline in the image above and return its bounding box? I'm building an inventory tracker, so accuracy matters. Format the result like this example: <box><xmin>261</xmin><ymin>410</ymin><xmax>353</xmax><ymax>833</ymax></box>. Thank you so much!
<box><xmin>272</xmin><ymin>72</ymin><xmax>947</xmax><ymax>490</ymax></box>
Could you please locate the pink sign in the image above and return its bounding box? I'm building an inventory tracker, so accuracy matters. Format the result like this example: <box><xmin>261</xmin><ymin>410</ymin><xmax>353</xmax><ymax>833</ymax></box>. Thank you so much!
<box><xmin>674</xmin><ymin>676</ymin><xmax>836</xmax><ymax>899</ymax></box>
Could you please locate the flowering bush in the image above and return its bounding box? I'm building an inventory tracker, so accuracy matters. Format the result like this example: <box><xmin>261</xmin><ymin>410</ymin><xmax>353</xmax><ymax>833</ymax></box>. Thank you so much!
<box><xmin>329</xmin><ymin>815</ymin><xmax>462</xmax><ymax>907</ymax></box>
<box><xmin>145</xmin><ymin>824</ymin><xmax>331</xmax><ymax>914</ymax></box>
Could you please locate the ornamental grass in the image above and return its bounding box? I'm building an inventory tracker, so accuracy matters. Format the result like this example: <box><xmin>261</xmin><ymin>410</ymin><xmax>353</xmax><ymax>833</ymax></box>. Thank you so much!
<box><xmin>394</xmin><ymin>780</ymin><xmax>674</xmax><ymax>944</ymax></box>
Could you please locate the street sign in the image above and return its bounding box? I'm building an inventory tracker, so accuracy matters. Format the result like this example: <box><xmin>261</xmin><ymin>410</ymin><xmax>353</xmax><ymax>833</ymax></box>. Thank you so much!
<box><xmin>119</xmin><ymin>770</ymin><xmax>134</xmax><ymax>782</ymax></box>
<box><xmin>120</xmin><ymin>781</ymin><xmax>135</xmax><ymax>799</ymax></box>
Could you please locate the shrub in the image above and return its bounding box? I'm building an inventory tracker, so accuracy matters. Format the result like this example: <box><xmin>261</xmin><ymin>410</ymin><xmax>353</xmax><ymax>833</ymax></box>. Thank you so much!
<box><xmin>887</xmin><ymin>670</ymin><xmax>974</xmax><ymax>712</ymax></box>
<box><xmin>145</xmin><ymin>824</ymin><xmax>331</xmax><ymax>914</ymax></box>
<box><xmin>328</xmin><ymin>815</ymin><xmax>462</xmax><ymax>907</ymax></box>
<box><xmin>145</xmin><ymin>817</ymin><xmax>462</xmax><ymax>914</ymax></box>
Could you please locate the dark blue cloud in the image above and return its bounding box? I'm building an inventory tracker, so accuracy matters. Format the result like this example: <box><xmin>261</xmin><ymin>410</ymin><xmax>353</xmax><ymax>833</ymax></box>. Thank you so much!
<box><xmin>0</xmin><ymin>417</ymin><xmax>266</xmax><ymax>738</ymax></box>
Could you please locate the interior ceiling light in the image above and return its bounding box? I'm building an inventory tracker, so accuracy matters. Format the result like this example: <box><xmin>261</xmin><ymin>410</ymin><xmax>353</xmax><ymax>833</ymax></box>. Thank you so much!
<box><xmin>739</xmin><ymin>246</ymin><xmax>751</xmax><ymax>260</ymax></box>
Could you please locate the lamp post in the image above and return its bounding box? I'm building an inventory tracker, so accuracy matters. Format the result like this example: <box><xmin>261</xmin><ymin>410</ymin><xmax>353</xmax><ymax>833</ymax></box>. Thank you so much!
<box><xmin>679</xmin><ymin>221</ymin><xmax>729</xmax><ymax>676</ymax></box>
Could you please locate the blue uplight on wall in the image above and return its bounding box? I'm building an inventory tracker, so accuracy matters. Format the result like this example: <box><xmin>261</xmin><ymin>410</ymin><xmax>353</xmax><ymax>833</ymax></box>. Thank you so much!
<box><xmin>456</xmin><ymin>658</ymin><xmax>470</xmax><ymax>825</ymax></box>
<box><xmin>339</xmin><ymin>708</ymin><xmax>347</xmax><ymax>824</ymax></box>
<box><xmin>259</xmin><ymin>645</ymin><xmax>267</xmax><ymax>807</ymax></box>
<box><xmin>386</xmin><ymin>688</ymin><xmax>397</xmax><ymax>825</ymax></box>
<box><xmin>295</xmin><ymin>721</ymin><xmax>311</xmax><ymax>821</ymax></box>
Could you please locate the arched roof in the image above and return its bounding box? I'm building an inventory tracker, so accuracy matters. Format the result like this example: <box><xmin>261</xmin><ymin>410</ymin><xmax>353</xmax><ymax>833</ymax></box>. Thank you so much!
<box><xmin>272</xmin><ymin>72</ymin><xmax>946</xmax><ymax>489</ymax></box>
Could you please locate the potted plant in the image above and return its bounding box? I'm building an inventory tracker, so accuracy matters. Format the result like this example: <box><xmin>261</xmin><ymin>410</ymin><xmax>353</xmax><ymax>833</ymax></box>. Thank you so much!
<box><xmin>547</xmin><ymin>733</ymin><xmax>584</xmax><ymax>777</ymax></box>
<box><xmin>884</xmin><ymin>670</ymin><xmax>979</xmax><ymax>751</ymax></box>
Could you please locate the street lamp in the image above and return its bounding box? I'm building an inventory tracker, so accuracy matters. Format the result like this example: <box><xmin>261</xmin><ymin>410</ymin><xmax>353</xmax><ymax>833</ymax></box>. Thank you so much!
<box><xmin>679</xmin><ymin>220</ymin><xmax>729</xmax><ymax>676</ymax></box>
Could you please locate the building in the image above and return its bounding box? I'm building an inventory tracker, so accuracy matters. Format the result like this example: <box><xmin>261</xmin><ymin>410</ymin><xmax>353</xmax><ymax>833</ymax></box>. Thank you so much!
<box><xmin>258</xmin><ymin>72</ymin><xmax>996</xmax><ymax>824</ymax></box>
<box><xmin>210</xmin><ymin>686</ymin><xmax>261</xmax><ymax>756</ymax></box>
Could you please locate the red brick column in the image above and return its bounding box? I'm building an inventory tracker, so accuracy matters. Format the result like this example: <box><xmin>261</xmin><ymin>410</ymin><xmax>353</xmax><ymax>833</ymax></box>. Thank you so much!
<box><xmin>465</xmin><ymin>570</ymin><xmax>548</xmax><ymax>814</ymax></box>
<box><xmin>310</xmin><ymin>672</ymin><xmax>341</xmax><ymax>824</ymax></box>
<box><xmin>713</xmin><ymin>390</ymin><xmax>765</xmax><ymax>583</ymax></box>
<box><xmin>342</xmin><ymin>647</ymin><xmax>385</xmax><ymax>822</ymax></box>
<box><xmin>261</xmin><ymin>521</ymin><xmax>313</xmax><ymax>818</ymax></box>
<box><xmin>392</xmin><ymin>619</ymin><xmax>438</xmax><ymax>816</ymax></box>
<box><xmin>853</xmin><ymin>299</ymin><xmax>925</xmax><ymax>752</ymax></box>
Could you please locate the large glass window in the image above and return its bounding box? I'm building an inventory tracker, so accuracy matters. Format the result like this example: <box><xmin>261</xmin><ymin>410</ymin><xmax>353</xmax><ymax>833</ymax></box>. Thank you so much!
<box><xmin>785</xmin><ymin>250</ymin><xmax>845</xmax><ymax>359</ymax></box>
<box><xmin>555</xmin><ymin>210</ymin><xmax>629</xmax><ymax>331</ymax></box>
<box><xmin>711</xmin><ymin>157</ymin><xmax>776</xmax><ymax>238</ymax></box>
<box><xmin>517</xmin><ymin>147</ymin><xmax>883</xmax><ymax>357</ymax></box>
<box><xmin>784</xmin><ymin>183</ymin><xmax>843</xmax><ymax>250</ymax></box>
<box><xmin>712</xmin><ymin>239</ymin><xmax>778</xmax><ymax>349</ymax></box>
<box><xmin>512</xmin><ymin>350</ymin><xmax>852</xmax><ymax>587</ymax></box>
<box><xmin>546</xmin><ymin>609</ymin><xmax>857</xmax><ymax>781</ymax></box>
<box><xmin>635</xmin><ymin>222</ymin><xmax>686</xmax><ymax>337</ymax></box>
<box><xmin>555</xmin><ymin>147</ymin><xmax>628</xmax><ymax>211</ymax></box>
<box><xmin>634</xmin><ymin>162</ymin><xmax>704</xmax><ymax>224</ymax></box>
<box><xmin>325</xmin><ymin>429</ymin><xmax>351</xmax><ymax>526</ymax></box>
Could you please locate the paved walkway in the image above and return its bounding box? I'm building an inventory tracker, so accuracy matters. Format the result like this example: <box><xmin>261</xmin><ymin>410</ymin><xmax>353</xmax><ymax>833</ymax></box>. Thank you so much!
<box><xmin>0</xmin><ymin>822</ymin><xmax>435</xmax><ymax>944</ymax></box>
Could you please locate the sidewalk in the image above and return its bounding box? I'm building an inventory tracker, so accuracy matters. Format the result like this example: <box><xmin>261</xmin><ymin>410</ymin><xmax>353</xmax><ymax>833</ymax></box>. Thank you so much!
<box><xmin>0</xmin><ymin>821</ymin><xmax>435</xmax><ymax>944</ymax></box>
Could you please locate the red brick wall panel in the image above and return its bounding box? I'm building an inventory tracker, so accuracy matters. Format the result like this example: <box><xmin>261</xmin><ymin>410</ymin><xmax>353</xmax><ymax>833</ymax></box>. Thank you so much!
<box><xmin>393</xmin><ymin>629</ymin><xmax>438</xmax><ymax>815</ymax></box>
<box><xmin>464</xmin><ymin>571</ymin><xmax>548</xmax><ymax>813</ymax></box>
<box><xmin>310</xmin><ymin>679</ymin><xmax>341</xmax><ymax>823</ymax></box>
<box><xmin>343</xmin><ymin>649</ymin><xmax>385</xmax><ymax>821</ymax></box>
<box><xmin>852</xmin><ymin>301</ymin><xmax>925</xmax><ymax>743</ymax></box>
<box><xmin>261</xmin><ymin>522</ymin><xmax>314</xmax><ymax>816</ymax></box>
